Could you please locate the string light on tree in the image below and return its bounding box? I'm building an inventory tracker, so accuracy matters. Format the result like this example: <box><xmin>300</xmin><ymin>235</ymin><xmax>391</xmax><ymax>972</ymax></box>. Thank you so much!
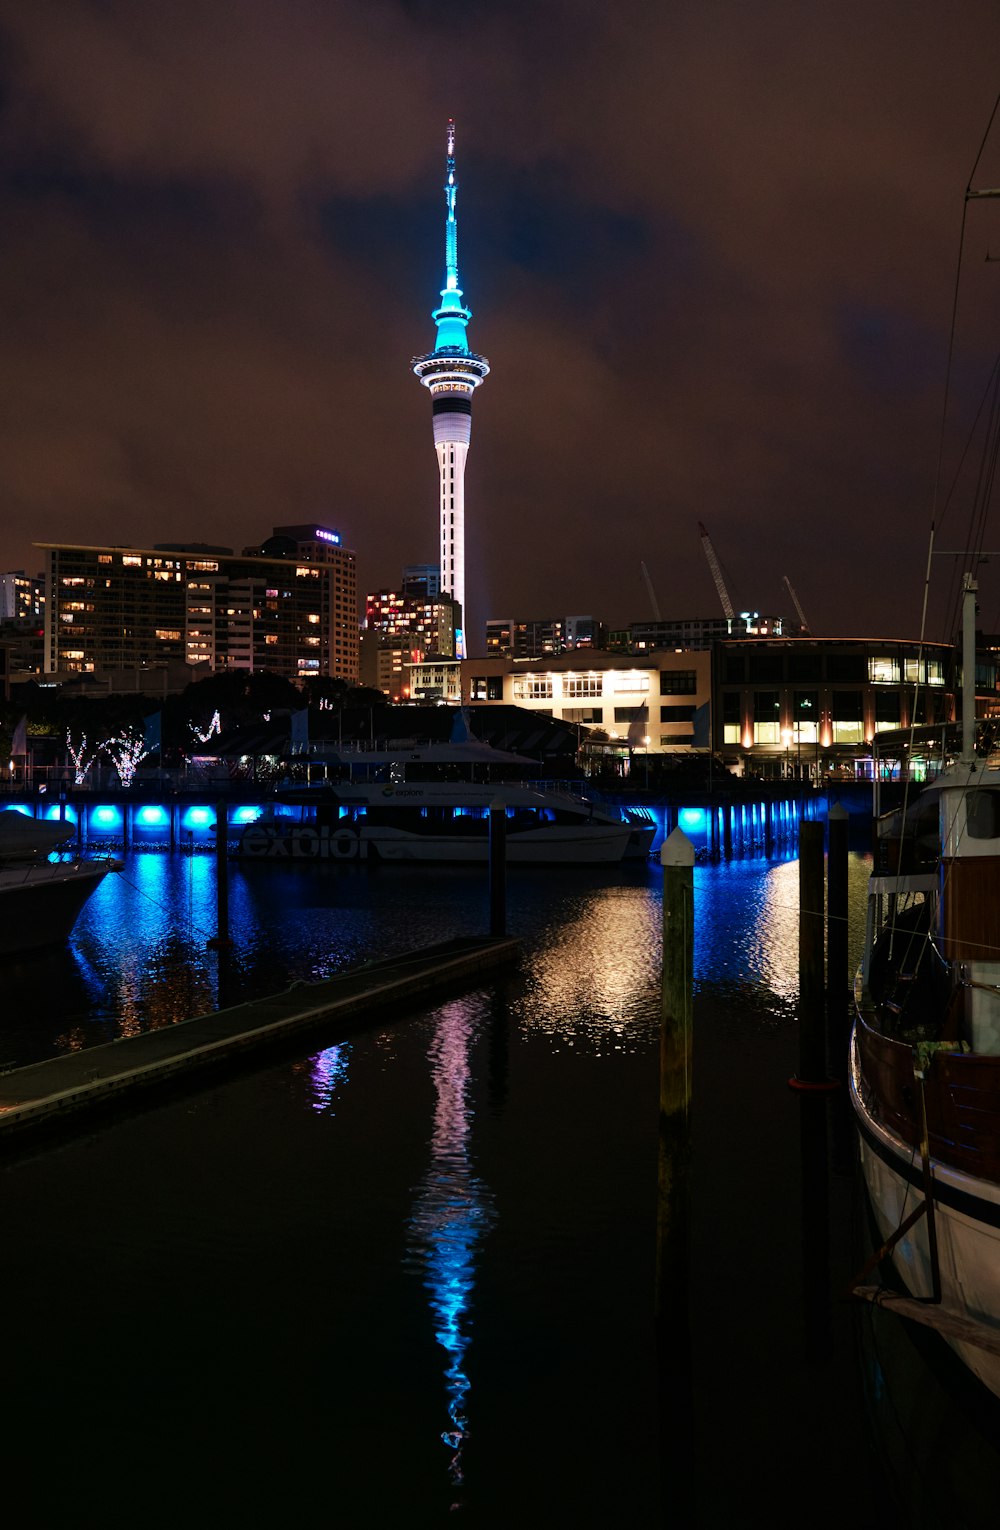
<box><xmin>104</xmin><ymin>729</ymin><xmax>150</xmax><ymax>788</ymax></box>
<box><xmin>66</xmin><ymin>730</ymin><xmax>97</xmax><ymax>786</ymax></box>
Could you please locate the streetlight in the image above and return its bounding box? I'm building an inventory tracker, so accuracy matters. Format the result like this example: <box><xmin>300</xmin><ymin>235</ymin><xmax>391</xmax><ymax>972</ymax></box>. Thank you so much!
<box><xmin>781</xmin><ymin>727</ymin><xmax>793</xmax><ymax>780</ymax></box>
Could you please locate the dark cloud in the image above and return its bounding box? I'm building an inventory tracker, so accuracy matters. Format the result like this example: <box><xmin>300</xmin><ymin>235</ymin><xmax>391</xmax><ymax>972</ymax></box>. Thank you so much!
<box><xmin>1</xmin><ymin>0</ymin><xmax>1000</xmax><ymax>645</ymax></box>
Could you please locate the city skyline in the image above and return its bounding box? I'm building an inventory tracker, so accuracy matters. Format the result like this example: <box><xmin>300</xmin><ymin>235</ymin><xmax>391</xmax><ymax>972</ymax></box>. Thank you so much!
<box><xmin>2</xmin><ymin>5</ymin><xmax>1000</xmax><ymax>646</ymax></box>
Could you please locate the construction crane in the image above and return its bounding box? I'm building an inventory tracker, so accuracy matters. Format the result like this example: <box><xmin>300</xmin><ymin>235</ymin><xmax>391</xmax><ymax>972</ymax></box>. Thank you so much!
<box><xmin>782</xmin><ymin>575</ymin><xmax>810</xmax><ymax>634</ymax></box>
<box><xmin>640</xmin><ymin>560</ymin><xmax>661</xmax><ymax>622</ymax></box>
<box><xmin>698</xmin><ymin>521</ymin><xmax>735</xmax><ymax>620</ymax></box>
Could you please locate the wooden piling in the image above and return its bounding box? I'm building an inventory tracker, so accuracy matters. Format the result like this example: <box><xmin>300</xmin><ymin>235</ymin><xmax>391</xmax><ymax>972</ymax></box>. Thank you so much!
<box><xmin>826</xmin><ymin>803</ymin><xmax>849</xmax><ymax>1070</ymax></box>
<box><xmin>790</xmin><ymin>820</ymin><xmax>835</xmax><ymax>1090</ymax></box>
<box><xmin>489</xmin><ymin>799</ymin><xmax>506</xmax><ymax>937</ymax></box>
<box><xmin>656</xmin><ymin>826</ymin><xmax>694</xmax><ymax>1319</ymax></box>
<box><xmin>207</xmin><ymin>800</ymin><xmax>231</xmax><ymax>951</ymax></box>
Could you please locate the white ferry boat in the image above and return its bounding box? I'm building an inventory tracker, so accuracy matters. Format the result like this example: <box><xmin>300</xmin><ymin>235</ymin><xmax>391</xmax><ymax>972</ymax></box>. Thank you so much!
<box><xmin>238</xmin><ymin>737</ymin><xmax>654</xmax><ymax>866</ymax></box>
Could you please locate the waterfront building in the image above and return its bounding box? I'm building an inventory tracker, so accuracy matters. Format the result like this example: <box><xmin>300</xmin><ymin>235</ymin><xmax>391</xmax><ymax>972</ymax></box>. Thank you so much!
<box><xmin>463</xmin><ymin>650</ymin><xmax>712</xmax><ymax>755</ymax></box>
<box><xmin>625</xmin><ymin>612</ymin><xmax>787</xmax><ymax>653</ymax></box>
<box><xmin>485</xmin><ymin>615</ymin><xmax>604</xmax><ymax>660</ymax></box>
<box><xmin>411</xmin><ymin>120</ymin><xmax>489</xmax><ymax>662</ymax></box>
<box><xmin>407</xmin><ymin>656</ymin><xmax>463</xmax><ymax>704</ymax></box>
<box><xmin>38</xmin><ymin>525</ymin><xmax>358</xmax><ymax>685</ymax></box>
<box><xmin>713</xmin><ymin>635</ymin><xmax>956</xmax><ymax>780</ymax></box>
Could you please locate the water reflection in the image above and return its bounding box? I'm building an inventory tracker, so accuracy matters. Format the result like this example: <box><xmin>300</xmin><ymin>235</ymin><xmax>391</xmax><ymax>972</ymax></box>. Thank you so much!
<box><xmin>0</xmin><ymin>847</ymin><xmax>874</xmax><ymax>1071</ymax></box>
<box><xmin>406</xmin><ymin>997</ymin><xmax>495</xmax><ymax>1492</ymax></box>
<box><xmin>308</xmin><ymin>1043</ymin><xmax>351</xmax><ymax>1113</ymax></box>
<box><xmin>513</xmin><ymin>883</ymin><xmax>662</xmax><ymax>1049</ymax></box>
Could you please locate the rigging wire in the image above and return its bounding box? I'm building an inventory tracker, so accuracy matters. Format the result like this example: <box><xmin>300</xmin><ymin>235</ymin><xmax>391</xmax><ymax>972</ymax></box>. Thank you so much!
<box><xmin>888</xmin><ymin>91</ymin><xmax>1000</xmax><ymax>956</ymax></box>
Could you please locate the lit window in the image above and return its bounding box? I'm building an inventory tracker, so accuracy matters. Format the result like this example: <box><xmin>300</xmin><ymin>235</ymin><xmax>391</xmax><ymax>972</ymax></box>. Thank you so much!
<box><xmin>869</xmin><ymin>656</ymin><xmax>900</xmax><ymax>684</ymax></box>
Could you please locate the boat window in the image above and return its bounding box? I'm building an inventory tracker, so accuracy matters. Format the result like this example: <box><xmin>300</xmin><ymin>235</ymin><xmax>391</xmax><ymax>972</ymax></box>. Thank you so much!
<box><xmin>967</xmin><ymin>791</ymin><xmax>1000</xmax><ymax>840</ymax></box>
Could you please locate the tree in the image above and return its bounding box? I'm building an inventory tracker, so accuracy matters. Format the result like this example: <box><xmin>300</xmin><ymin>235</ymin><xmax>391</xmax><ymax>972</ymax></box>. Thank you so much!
<box><xmin>66</xmin><ymin>730</ymin><xmax>98</xmax><ymax>785</ymax></box>
<box><xmin>104</xmin><ymin>728</ymin><xmax>150</xmax><ymax>788</ymax></box>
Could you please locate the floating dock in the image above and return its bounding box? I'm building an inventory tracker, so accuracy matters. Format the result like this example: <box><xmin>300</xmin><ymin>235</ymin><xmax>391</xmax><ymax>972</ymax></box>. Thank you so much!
<box><xmin>0</xmin><ymin>935</ymin><xmax>521</xmax><ymax>1143</ymax></box>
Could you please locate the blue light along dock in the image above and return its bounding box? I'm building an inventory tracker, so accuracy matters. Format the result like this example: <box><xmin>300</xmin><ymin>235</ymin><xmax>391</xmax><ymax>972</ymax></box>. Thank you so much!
<box><xmin>0</xmin><ymin>935</ymin><xmax>520</xmax><ymax>1144</ymax></box>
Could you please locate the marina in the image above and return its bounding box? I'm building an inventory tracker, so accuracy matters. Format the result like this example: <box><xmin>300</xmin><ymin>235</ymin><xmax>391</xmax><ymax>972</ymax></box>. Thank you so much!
<box><xmin>2</xmin><ymin>838</ymin><xmax>998</xmax><ymax>1525</ymax></box>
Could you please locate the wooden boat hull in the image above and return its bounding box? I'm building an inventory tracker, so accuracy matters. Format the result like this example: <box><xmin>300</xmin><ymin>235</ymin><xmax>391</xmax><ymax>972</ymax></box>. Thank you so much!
<box><xmin>849</xmin><ymin>1022</ymin><xmax>1000</xmax><ymax>1399</ymax></box>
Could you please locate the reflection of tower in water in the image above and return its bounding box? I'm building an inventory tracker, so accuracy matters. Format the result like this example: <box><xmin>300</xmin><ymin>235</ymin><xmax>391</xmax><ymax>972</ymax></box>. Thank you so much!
<box><xmin>406</xmin><ymin>998</ymin><xmax>495</xmax><ymax>1488</ymax></box>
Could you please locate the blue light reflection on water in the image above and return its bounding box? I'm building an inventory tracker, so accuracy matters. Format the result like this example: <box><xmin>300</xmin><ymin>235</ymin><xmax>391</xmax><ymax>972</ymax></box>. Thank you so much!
<box><xmin>405</xmin><ymin>999</ymin><xmax>495</xmax><ymax>1493</ymax></box>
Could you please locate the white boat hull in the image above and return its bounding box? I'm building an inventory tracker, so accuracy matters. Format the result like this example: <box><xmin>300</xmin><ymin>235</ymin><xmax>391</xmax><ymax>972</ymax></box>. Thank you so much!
<box><xmin>240</xmin><ymin>821</ymin><xmax>631</xmax><ymax>865</ymax></box>
<box><xmin>850</xmin><ymin>1030</ymin><xmax>1000</xmax><ymax>1399</ymax></box>
<box><xmin>0</xmin><ymin>859</ymin><xmax>111</xmax><ymax>956</ymax></box>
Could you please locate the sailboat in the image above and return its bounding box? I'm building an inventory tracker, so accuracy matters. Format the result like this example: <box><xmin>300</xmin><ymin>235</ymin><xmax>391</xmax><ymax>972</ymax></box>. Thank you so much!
<box><xmin>848</xmin><ymin>115</ymin><xmax>1000</xmax><ymax>1395</ymax></box>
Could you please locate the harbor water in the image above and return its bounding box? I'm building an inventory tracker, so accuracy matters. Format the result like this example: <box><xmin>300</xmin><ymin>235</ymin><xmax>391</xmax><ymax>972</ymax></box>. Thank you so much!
<box><xmin>2</xmin><ymin>848</ymin><xmax>998</xmax><ymax>1526</ymax></box>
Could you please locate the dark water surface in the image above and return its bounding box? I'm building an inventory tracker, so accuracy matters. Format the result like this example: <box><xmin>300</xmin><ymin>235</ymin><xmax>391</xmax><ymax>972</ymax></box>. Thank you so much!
<box><xmin>2</xmin><ymin>852</ymin><xmax>996</xmax><ymax>1526</ymax></box>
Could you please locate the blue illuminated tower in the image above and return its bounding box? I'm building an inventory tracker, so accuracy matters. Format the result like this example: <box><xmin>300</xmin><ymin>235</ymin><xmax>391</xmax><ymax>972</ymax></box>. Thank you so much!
<box><xmin>412</xmin><ymin>119</ymin><xmax>489</xmax><ymax>660</ymax></box>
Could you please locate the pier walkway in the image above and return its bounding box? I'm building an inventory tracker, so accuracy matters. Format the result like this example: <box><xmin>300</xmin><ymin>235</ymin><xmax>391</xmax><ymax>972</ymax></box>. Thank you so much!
<box><xmin>0</xmin><ymin>935</ymin><xmax>520</xmax><ymax>1143</ymax></box>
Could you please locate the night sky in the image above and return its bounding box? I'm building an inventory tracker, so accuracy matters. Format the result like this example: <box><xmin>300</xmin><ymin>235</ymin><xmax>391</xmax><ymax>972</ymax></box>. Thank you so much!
<box><xmin>2</xmin><ymin>2</ymin><xmax>1000</xmax><ymax>651</ymax></box>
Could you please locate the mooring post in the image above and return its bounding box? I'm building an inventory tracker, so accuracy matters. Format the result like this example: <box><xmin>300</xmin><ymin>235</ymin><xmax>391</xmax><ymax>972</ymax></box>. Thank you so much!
<box><xmin>656</xmin><ymin>826</ymin><xmax>694</xmax><ymax>1319</ymax></box>
<box><xmin>826</xmin><ymin>803</ymin><xmax>849</xmax><ymax>1071</ymax></box>
<box><xmin>790</xmin><ymin>819</ymin><xmax>834</xmax><ymax>1090</ymax></box>
<box><xmin>655</xmin><ymin>826</ymin><xmax>696</xmax><ymax>1511</ymax></box>
<box><xmin>208</xmin><ymin>799</ymin><xmax>231</xmax><ymax>951</ymax></box>
<box><xmin>489</xmin><ymin>798</ymin><xmax>506</xmax><ymax>936</ymax></box>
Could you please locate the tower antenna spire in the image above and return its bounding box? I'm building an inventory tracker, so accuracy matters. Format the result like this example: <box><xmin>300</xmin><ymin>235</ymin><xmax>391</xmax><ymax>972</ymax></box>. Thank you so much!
<box><xmin>444</xmin><ymin>117</ymin><xmax>459</xmax><ymax>294</ymax></box>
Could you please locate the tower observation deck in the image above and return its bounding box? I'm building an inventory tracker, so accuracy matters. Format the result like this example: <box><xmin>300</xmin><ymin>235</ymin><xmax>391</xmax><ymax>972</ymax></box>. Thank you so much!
<box><xmin>411</xmin><ymin>118</ymin><xmax>489</xmax><ymax>660</ymax></box>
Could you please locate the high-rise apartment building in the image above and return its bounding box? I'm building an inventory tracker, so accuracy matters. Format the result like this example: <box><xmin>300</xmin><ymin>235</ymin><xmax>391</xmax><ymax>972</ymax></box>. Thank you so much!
<box><xmin>401</xmin><ymin>563</ymin><xmax>441</xmax><ymax>600</ymax></box>
<box><xmin>365</xmin><ymin>588</ymin><xmax>459</xmax><ymax>657</ymax></box>
<box><xmin>411</xmin><ymin>120</ymin><xmax>488</xmax><ymax>661</ymax></box>
<box><xmin>0</xmin><ymin>570</ymin><xmax>45</xmax><ymax>622</ymax></box>
<box><xmin>38</xmin><ymin>525</ymin><xmax>358</xmax><ymax>682</ymax></box>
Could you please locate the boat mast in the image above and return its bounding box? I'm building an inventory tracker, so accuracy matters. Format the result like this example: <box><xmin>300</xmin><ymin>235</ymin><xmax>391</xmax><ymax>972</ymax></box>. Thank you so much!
<box><xmin>962</xmin><ymin>571</ymin><xmax>977</xmax><ymax>766</ymax></box>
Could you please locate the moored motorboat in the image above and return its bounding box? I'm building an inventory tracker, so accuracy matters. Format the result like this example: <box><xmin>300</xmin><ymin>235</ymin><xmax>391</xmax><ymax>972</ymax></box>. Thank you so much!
<box><xmin>0</xmin><ymin>811</ymin><xmax>114</xmax><ymax>957</ymax></box>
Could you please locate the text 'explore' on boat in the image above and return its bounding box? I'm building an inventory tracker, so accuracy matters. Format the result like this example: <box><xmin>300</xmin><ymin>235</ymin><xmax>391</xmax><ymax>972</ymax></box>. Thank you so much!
<box><xmin>850</xmin><ymin>578</ymin><xmax>1000</xmax><ymax>1401</ymax></box>
<box><xmin>238</xmin><ymin>722</ymin><xmax>655</xmax><ymax>866</ymax></box>
<box><xmin>0</xmin><ymin>810</ymin><xmax>115</xmax><ymax>957</ymax></box>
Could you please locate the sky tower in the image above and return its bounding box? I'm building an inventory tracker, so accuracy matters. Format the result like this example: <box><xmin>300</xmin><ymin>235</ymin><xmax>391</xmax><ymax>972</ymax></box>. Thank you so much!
<box><xmin>411</xmin><ymin>119</ymin><xmax>489</xmax><ymax>660</ymax></box>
